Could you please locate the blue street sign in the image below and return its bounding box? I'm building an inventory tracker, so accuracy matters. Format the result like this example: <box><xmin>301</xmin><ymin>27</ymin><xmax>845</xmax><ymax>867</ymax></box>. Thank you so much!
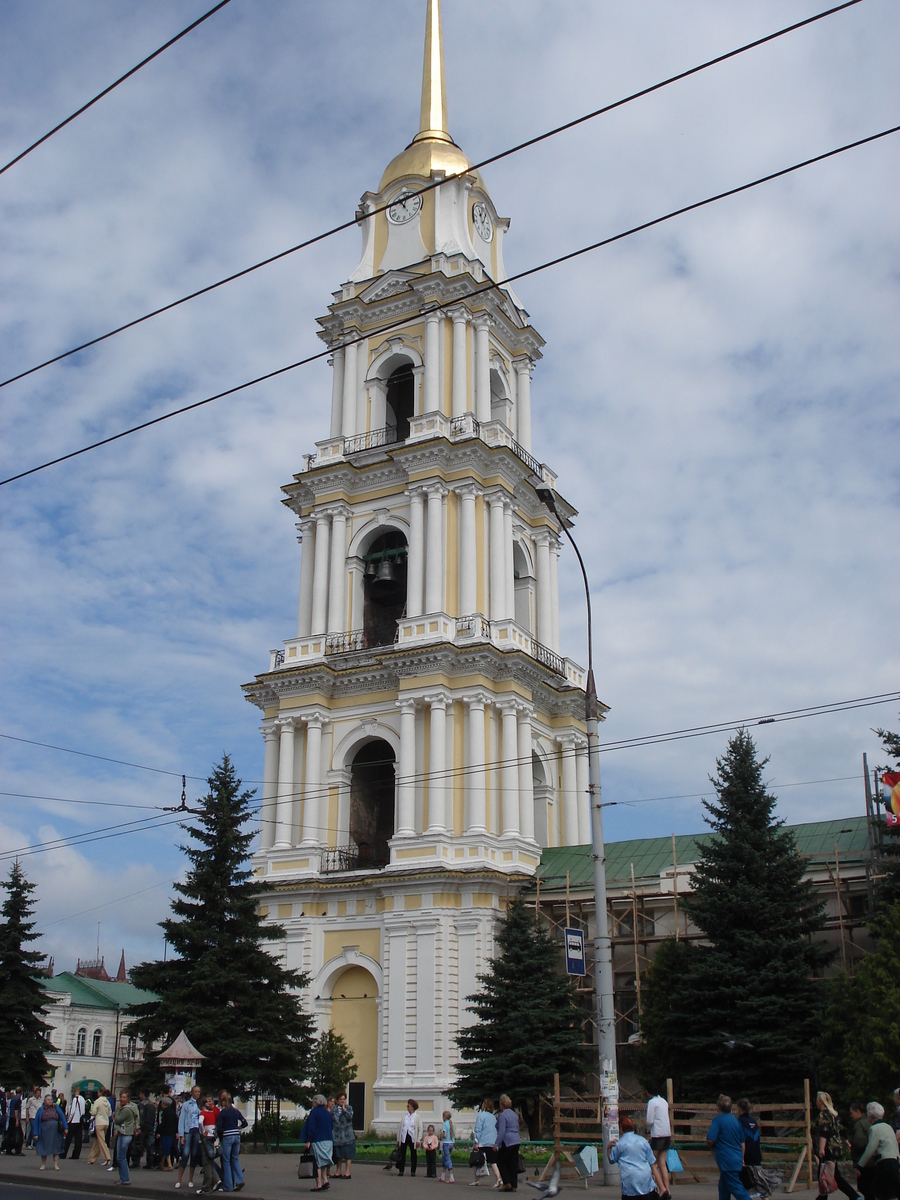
<box><xmin>565</xmin><ymin>927</ymin><xmax>585</xmax><ymax>976</ymax></box>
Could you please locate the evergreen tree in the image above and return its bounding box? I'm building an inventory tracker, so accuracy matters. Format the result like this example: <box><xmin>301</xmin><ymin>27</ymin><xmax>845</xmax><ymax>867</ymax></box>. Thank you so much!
<box><xmin>310</xmin><ymin>1030</ymin><xmax>357</xmax><ymax>1098</ymax></box>
<box><xmin>448</xmin><ymin>895</ymin><xmax>583</xmax><ymax>1138</ymax></box>
<box><xmin>872</xmin><ymin>717</ymin><xmax>900</xmax><ymax>909</ymax></box>
<box><xmin>128</xmin><ymin>755</ymin><xmax>315</xmax><ymax>1100</ymax></box>
<box><xmin>638</xmin><ymin>731</ymin><xmax>828</xmax><ymax>1099</ymax></box>
<box><xmin>817</xmin><ymin>900</ymin><xmax>900</xmax><ymax>1111</ymax></box>
<box><xmin>0</xmin><ymin>860</ymin><xmax>52</xmax><ymax>1088</ymax></box>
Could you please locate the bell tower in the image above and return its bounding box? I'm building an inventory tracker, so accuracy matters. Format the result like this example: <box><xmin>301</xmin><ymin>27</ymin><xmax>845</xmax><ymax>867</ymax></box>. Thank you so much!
<box><xmin>243</xmin><ymin>0</ymin><xmax>605</xmax><ymax>1132</ymax></box>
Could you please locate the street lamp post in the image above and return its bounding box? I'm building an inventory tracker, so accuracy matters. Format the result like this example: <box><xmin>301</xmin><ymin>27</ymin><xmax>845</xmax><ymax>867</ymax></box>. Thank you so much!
<box><xmin>536</xmin><ymin>487</ymin><xmax>620</xmax><ymax>1185</ymax></box>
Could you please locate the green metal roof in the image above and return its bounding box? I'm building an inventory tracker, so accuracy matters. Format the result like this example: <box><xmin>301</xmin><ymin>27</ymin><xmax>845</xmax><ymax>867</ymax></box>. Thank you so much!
<box><xmin>536</xmin><ymin>815</ymin><xmax>870</xmax><ymax>890</ymax></box>
<box><xmin>41</xmin><ymin>972</ymin><xmax>157</xmax><ymax>1010</ymax></box>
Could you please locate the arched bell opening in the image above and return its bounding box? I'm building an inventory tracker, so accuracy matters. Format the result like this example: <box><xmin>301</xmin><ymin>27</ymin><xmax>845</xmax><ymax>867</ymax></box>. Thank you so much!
<box><xmin>532</xmin><ymin>751</ymin><xmax>553</xmax><ymax>849</ymax></box>
<box><xmin>490</xmin><ymin>367</ymin><xmax>512</xmax><ymax>432</ymax></box>
<box><xmin>513</xmin><ymin>540</ymin><xmax>534</xmax><ymax>631</ymax></box>
<box><xmin>362</xmin><ymin>530</ymin><xmax>408</xmax><ymax>647</ymax></box>
<box><xmin>385</xmin><ymin>364</ymin><xmax>415</xmax><ymax>442</ymax></box>
<box><xmin>349</xmin><ymin>740</ymin><xmax>396</xmax><ymax>869</ymax></box>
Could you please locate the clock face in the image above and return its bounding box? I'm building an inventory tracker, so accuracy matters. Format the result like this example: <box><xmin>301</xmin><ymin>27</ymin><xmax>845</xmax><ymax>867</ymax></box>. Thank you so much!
<box><xmin>473</xmin><ymin>202</ymin><xmax>493</xmax><ymax>243</ymax></box>
<box><xmin>387</xmin><ymin>190</ymin><xmax>422</xmax><ymax>224</ymax></box>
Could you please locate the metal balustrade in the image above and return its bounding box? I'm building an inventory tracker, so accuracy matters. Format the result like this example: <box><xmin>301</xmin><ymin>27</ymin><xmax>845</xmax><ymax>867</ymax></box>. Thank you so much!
<box><xmin>324</xmin><ymin>629</ymin><xmax>367</xmax><ymax>654</ymax></box>
<box><xmin>344</xmin><ymin>425</ymin><xmax>399</xmax><ymax>456</ymax></box>
<box><xmin>320</xmin><ymin>847</ymin><xmax>360</xmax><ymax>873</ymax></box>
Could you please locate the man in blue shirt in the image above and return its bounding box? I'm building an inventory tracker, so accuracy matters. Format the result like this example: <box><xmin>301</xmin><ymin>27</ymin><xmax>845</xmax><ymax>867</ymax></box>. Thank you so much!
<box><xmin>608</xmin><ymin>1117</ymin><xmax>658</xmax><ymax>1199</ymax></box>
<box><xmin>707</xmin><ymin>1095</ymin><xmax>753</xmax><ymax>1200</ymax></box>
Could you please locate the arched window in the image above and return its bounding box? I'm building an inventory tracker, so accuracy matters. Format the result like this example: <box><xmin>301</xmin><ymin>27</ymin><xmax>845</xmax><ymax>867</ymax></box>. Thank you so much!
<box><xmin>362</xmin><ymin>530</ymin><xmax>408</xmax><ymax>648</ymax></box>
<box><xmin>91</xmin><ymin>1028</ymin><xmax>102</xmax><ymax>1057</ymax></box>
<box><xmin>76</xmin><ymin>1027</ymin><xmax>87</xmax><ymax>1056</ymax></box>
<box><xmin>349</xmin><ymin>740</ymin><xmax>396</xmax><ymax>870</ymax></box>
<box><xmin>385</xmin><ymin>365</ymin><xmax>414</xmax><ymax>442</ymax></box>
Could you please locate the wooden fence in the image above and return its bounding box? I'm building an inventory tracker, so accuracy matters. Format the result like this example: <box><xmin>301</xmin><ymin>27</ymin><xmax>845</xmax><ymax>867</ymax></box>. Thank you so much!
<box><xmin>544</xmin><ymin>1076</ymin><xmax>814</xmax><ymax>1192</ymax></box>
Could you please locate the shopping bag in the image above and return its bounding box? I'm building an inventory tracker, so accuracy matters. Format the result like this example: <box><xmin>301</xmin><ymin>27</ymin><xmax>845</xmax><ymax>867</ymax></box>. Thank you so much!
<box><xmin>298</xmin><ymin>1153</ymin><xmax>316</xmax><ymax>1179</ymax></box>
<box><xmin>819</xmin><ymin>1162</ymin><xmax>838</xmax><ymax>1194</ymax></box>
<box><xmin>666</xmin><ymin>1148</ymin><xmax>684</xmax><ymax>1174</ymax></box>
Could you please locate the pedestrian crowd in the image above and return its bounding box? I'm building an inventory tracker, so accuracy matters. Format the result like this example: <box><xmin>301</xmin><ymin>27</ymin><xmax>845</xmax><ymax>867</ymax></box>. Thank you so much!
<box><xmin>0</xmin><ymin>1080</ymin><xmax>248</xmax><ymax>1192</ymax></box>
<box><xmin>607</xmin><ymin>1086</ymin><xmax>900</xmax><ymax>1200</ymax></box>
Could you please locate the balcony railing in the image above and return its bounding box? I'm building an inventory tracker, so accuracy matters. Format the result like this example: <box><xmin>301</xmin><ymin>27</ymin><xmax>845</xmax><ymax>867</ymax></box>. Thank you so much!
<box><xmin>321</xmin><ymin>847</ymin><xmax>360</xmax><ymax>873</ymax></box>
<box><xmin>530</xmin><ymin>637</ymin><xmax>565</xmax><ymax>677</ymax></box>
<box><xmin>324</xmin><ymin>629</ymin><xmax>367</xmax><ymax>655</ymax></box>
<box><xmin>344</xmin><ymin>426</ymin><xmax>399</xmax><ymax>456</ymax></box>
<box><xmin>456</xmin><ymin>614</ymin><xmax>490</xmax><ymax>638</ymax></box>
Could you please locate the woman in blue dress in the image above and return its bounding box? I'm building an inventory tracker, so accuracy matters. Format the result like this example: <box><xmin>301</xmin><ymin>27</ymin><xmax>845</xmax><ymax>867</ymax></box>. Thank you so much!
<box><xmin>34</xmin><ymin>1095</ymin><xmax>68</xmax><ymax>1171</ymax></box>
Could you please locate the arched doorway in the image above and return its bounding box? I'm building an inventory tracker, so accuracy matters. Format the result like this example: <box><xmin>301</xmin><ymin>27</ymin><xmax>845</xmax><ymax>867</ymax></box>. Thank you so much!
<box><xmin>349</xmin><ymin>740</ymin><xmax>396</xmax><ymax>869</ymax></box>
<box><xmin>363</xmin><ymin>531</ymin><xmax>408</xmax><ymax>647</ymax></box>
<box><xmin>330</xmin><ymin>965</ymin><xmax>379</xmax><ymax>1134</ymax></box>
<box><xmin>385</xmin><ymin>365</ymin><xmax>414</xmax><ymax>442</ymax></box>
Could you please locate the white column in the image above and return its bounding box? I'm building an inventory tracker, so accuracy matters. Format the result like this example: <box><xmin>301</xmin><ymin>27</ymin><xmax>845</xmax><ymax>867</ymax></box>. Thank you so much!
<box><xmin>499</xmin><ymin>702</ymin><xmax>520</xmax><ymax>836</ymax></box>
<box><xmin>424</xmin><ymin>311</ymin><xmax>441</xmax><ymax>414</ymax></box>
<box><xmin>559</xmin><ymin>734</ymin><xmax>579</xmax><ymax>845</ymax></box>
<box><xmin>329</xmin><ymin>347</ymin><xmax>345</xmax><ymax>439</ymax></box>
<box><xmin>273</xmin><ymin>718</ymin><xmax>295</xmax><ymax>848</ymax></box>
<box><xmin>474</xmin><ymin>318</ymin><xmax>491</xmax><ymax>423</ymax></box>
<box><xmin>397</xmin><ymin>699</ymin><xmax>417</xmax><ymax>837</ymax></box>
<box><xmin>550</xmin><ymin>536</ymin><xmax>561</xmax><ymax>652</ymax></box>
<box><xmin>415</xmin><ymin>924</ymin><xmax>437</xmax><ymax>1073</ymax></box>
<box><xmin>259</xmin><ymin>722</ymin><xmax>280</xmax><ymax>852</ymax></box>
<box><xmin>427</xmin><ymin>694</ymin><xmax>448</xmax><ymax>832</ymax></box>
<box><xmin>451</xmin><ymin>309</ymin><xmax>468</xmax><ymax>418</ymax></box>
<box><xmin>517</xmin><ymin>707</ymin><xmax>535</xmax><ymax>841</ymax></box>
<box><xmin>310</xmin><ymin>512</ymin><xmax>332</xmax><ymax>636</ymax></box>
<box><xmin>466</xmin><ymin>694</ymin><xmax>487</xmax><ymax>833</ymax></box>
<box><xmin>575</xmin><ymin>738</ymin><xmax>591</xmax><ymax>845</ymax></box>
<box><xmin>488</xmin><ymin>494</ymin><xmax>508</xmax><ymax>620</ymax></box>
<box><xmin>386</xmin><ymin>926</ymin><xmax>408</xmax><ymax>1071</ymax></box>
<box><xmin>425</xmin><ymin>484</ymin><xmax>445</xmax><ymax>614</ymax></box>
<box><xmin>407</xmin><ymin>489</ymin><xmax>425</xmax><ymax>618</ymax></box>
<box><xmin>301</xmin><ymin>715</ymin><xmax>324</xmax><ymax>846</ymax></box>
<box><xmin>535</xmin><ymin>530</ymin><xmax>552</xmax><ymax>646</ymax></box>
<box><xmin>341</xmin><ymin>340</ymin><xmax>358</xmax><ymax>438</ymax></box>
<box><xmin>455</xmin><ymin>917</ymin><xmax>481</xmax><ymax>1030</ymax></box>
<box><xmin>296</xmin><ymin>516</ymin><xmax>316</xmax><ymax>638</ymax></box>
<box><xmin>327</xmin><ymin>506</ymin><xmax>348</xmax><ymax>634</ymax></box>
<box><xmin>504</xmin><ymin>501</ymin><xmax>515</xmax><ymax>621</ymax></box>
<box><xmin>458</xmin><ymin>485</ymin><xmax>477</xmax><ymax>615</ymax></box>
<box><xmin>515</xmin><ymin>358</ymin><xmax>533</xmax><ymax>452</ymax></box>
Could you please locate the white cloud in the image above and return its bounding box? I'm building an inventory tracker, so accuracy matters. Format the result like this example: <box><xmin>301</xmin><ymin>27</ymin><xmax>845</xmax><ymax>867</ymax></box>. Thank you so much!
<box><xmin>1</xmin><ymin>0</ymin><xmax>898</xmax><ymax>950</ymax></box>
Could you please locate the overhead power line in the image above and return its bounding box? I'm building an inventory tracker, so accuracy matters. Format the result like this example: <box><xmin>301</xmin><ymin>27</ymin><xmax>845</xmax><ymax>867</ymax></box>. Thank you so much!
<box><xmin>0</xmin><ymin>731</ymin><xmax>205</xmax><ymax>780</ymax></box>
<box><xmin>0</xmin><ymin>0</ymin><xmax>233</xmax><ymax>178</ymax></box>
<box><xmin>1</xmin><ymin>120</ymin><xmax>896</xmax><ymax>490</ymax></box>
<box><xmin>0</xmin><ymin>0</ymin><xmax>863</xmax><ymax>391</ymax></box>
<box><xmin>2</xmin><ymin>691</ymin><xmax>893</xmax><ymax>861</ymax></box>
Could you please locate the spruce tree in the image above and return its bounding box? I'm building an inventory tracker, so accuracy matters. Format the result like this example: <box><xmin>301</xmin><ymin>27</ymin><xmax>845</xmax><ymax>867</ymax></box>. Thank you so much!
<box><xmin>0</xmin><ymin>860</ymin><xmax>52</xmax><ymax>1088</ymax></box>
<box><xmin>448</xmin><ymin>894</ymin><xmax>583</xmax><ymax>1137</ymax></box>
<box><xmin>817</xmin><ymin>899</ymin><xmax>900</xmax><ymax>1111</ymax></box>
<box><xmin>128</xmin><ymin>755</ymin><xmax>315</xmax><ymax>1100</ymax></box>
<box><xmin>310</xmin><ymin>1030</ymin><xmax>357</xmax><ymax>1098</ymax></box>
<box><xmin>639</xmin><ymin>731</ymin><xmax>827</xmax><ymax>1099</ymax></box>
<box><xmin>872</xmin><ymin>717</ymin><xmax>900</xmax><ymax>908</ymax></box>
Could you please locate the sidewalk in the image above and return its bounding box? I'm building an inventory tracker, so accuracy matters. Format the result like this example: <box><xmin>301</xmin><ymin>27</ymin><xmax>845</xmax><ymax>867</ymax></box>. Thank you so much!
<box><xmin>0</xmin><ymin>1149</ymin><xmax>821</xmax><ymax>1200</ymax></box>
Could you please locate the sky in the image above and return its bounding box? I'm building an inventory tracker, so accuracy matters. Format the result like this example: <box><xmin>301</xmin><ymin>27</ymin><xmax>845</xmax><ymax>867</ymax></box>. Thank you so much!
<box><xmin>1</xmin><ymin>0</ymin><xmax>898</xmax><ymax>972</ymax></box>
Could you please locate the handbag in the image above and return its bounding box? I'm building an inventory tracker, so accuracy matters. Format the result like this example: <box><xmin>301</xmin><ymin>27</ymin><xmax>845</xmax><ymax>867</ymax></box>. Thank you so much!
<box><xmin>469</xmin><ymin>1148</ymin><xmax>486</xmax><ymax>1168</ymax></box>
<box><xmin>389</xmin><ymin>1146</ymin><xmax>403</xmax><ymax>1165</ymax></box>
<box><xmin>517</xmin><ymin>1152</ymin><xmax>526</xmax><ymax>1175</ymax></box>
<box><xmin>819</xmin><ymin>1162</ymin><xmax>838</xmax><ymax>1194</ymax></box>
<box><xmin>298</xmin><ymin>1152</ymin><xmax>316</xmax><ymax>1179</ymax></box>
<box><xmin>666</xmin><ymin>1148</ymin><xmax>684</xmax><ymax>1173</ymax></box>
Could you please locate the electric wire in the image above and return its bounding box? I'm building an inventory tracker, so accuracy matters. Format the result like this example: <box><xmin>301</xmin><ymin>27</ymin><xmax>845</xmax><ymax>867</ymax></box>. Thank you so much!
<box><xmin>0</xmin><ymin>0</ymin><xmax>233</xmax><ymax>178</ymax></box>
<box><xmin>4</xmin><ymin>693</ymin><xmax>892</xmax><ymax>857</ymax></box>
<box><xmin>0</xmin><ymin>0</ymin><xmax>863</xmax><ymax>392</ymax></box>
<box><xmin>0</xmin><ymin>731</ymin><xmax>205</xmax><ymax>780</ymax></box>
<box><xmin>0</xmin><ymin>790</ymin><xmax>165</xmax><ymax>811</ymax></box>
<box><xmin>41</xmin><ymin>877</ymin><xmax>179</xmax><ymax>928</ymax></box>
<box><xmin>2</xmin><ymin>120</ymin><xmax>897</xmax><ymax>489</ymax></box>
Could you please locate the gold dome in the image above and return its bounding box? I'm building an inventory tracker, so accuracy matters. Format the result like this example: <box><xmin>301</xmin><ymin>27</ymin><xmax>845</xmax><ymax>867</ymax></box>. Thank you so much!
<box><xmin>378</xmin><ymin>0</ymin><xmax>483</xmax><ymax>194</ymax></box>
<box><xmin>379</xmin><ymin>135</ymin><xmax>481</xmax><ymax>193</ymax></box>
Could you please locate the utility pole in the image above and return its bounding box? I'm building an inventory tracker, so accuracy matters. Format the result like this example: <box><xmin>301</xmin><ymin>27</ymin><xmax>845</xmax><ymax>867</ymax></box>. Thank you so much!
<box><xmin>536</xmin><ymin>486</ymin><xmax>619</xmax><ymax>1185</ymax></box>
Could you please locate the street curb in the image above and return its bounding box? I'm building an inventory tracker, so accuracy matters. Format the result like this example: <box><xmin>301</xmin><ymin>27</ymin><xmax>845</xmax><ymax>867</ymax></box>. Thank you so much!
<box><xmin>0</xmin><ymin>1173</ymin><xmax>268</xmax><ymax>1200</ymax></box>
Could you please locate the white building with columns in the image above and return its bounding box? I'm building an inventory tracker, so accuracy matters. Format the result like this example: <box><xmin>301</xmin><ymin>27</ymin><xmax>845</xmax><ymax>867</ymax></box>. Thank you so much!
<box><xmin>242</xmin><ymin>0</ymin><xmax>606</xmax><ymax>1134</ymax></box>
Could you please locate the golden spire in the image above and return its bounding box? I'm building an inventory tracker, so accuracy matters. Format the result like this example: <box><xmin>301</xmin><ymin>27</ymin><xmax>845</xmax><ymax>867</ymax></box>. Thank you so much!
<box><xmin>413</xmin><ymin>0</ymin><xmax>452</xmax><ymax>145</ymax></box>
